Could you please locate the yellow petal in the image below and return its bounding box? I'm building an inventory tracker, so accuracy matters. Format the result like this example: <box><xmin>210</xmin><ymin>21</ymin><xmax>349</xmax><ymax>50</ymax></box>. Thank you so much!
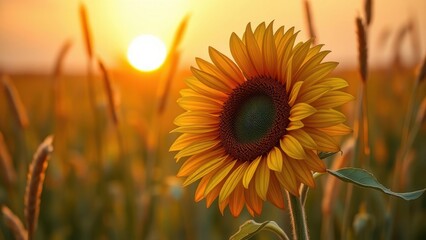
<box><xmin>191</xmin><ymin>67</ymin><xmax>232</xmax><ymax>93</ymax></box>
<box><xmin>209</xmin><ymin>47</ymin><xmax>245</xmax><ymax>85</ymax></box>
<box><xmin>286</xmin><ymin>120</ymin><xmax>304</xmax><ymax>131</ymax></box>
<box><xmin>174</xmin><ymin>112</ymin><xmax>219</xmax><ymax>126</ymax></box>
<box><xmin>205</xmin><ymin>159</ymin><xmax>236</xmax><ymax>194</ymax></box>
<box><xmin>311</xmin><ymin>91</ymin><xmax>354</xmax><ymax>109</ymax></box>
<box><xmin>219</xmin><ymin>197</ymin><xmax>229</xmax><ymax>215</ymax></box>
<box><xmin>274</xmin><ymin>25</ymin><xmax>285</xmax><ymax>46</ymax></box>
<box><xmin>170</xmin><ymin>133</ymin><xmax>216</xmax><ymax>152</ymax></box>
<box><xmin>292</xmin><ymin>40</ymin><xmax>312</xmax><ymax>72</ymax></box>
<box><xmin>262</xmin><ymin>22</ymin><xmax>277</xmax><ymax>77</ymax></box>
<box><xmin>297</xmin><ymin>84</ymin><xmax>331</xmax><ymax>104</ymax></box>
<box><xmin>175</xmin><ymin>140</ymin><xmax>220</xmax><ymax>159</ymax></box>
<box><xmin>195</xmin><ymin>173</ymin><xmax>212</xmax><ymax>202</ymax></box>
<box><xmin>230</xmin><ymin>33</ymin><xmax>257</xmax><ymax>78</ymax></box>
<box><xmin>289</xmin><ymin>129</ymin><xmax>317</xmax><ymax>149</ymax></box>
<box><xmin>183</xmin><ymin>155</ymin><xmax>227</xmax><ymax>186</ymax></box>
<box><xmin>244</xmin><ymin>181</ymin><xmax>263</xmax><ymax>216</ymax></box>
<box><xmin>267</xmin><ymin>147</ymin><xmax>283</xmax><ymax>172</ymax></box>
<box><xmin>289</xmin><ymin>103</ymin><xmax>317</xmax><ymax>121</ymax></box>
<box><xmin>288</xmin><ymin>81</ymin><xmax>303</xmax><ymax>107</ymax></box>
<box><xmin>290</xmin><ymin>159</ymin><xmax>315</xmax><ymax>188</ymax></box>
<box><xmin>170</xmin><ymin>125</ymin><xmax>217</xmax><ymax>134</ymax></box>
<box><xmin>229</xmin><ymin>184</ymin><xmax>245</xmax><ymax>217</ymax></box>
<box><xmin>254</xmin><ymin>22</ymin><xmax>266</xmax><ymax>46</ymax></box>
<box><xmin>185</xmin><ymin>77</ymin><xmax>228</xmax><ymax>102</ymax></box>
<box><xmin>305</xmin><ymin>150</ymin><xmax>326</xmax><ymax>172</ymax></box>
<box><xmin>255</xmin><ymin>159</ymin><xmax>270</xmax><ymax>200</ymax></box>
<box><xmin>196</xmin><ymin>57</ymin><xmax>238</xmax><ymax>89</ymax></box>
<box><xmin>319</xmin><ymin>123</ymin><xmax>353</xmax><ymax>136</ymax></box>
<box><xmin>177</xmin><ymin>148</ymin><xmax>223</xmax><ymax>176</ymax></box>
<box><xmin>280</xmin><ymin>135</ymin><xmax>306</xmax><ymax>160</ymax></box>
<box><xmin>302</xmin><ymin>62</ymin><xmax>339</xmax><ymax>86</ymax></box>
<box><xmin>206</xmin><ymin>180</ymin><xmax>225</xmax><ymax>207</ymax></box>
<box><xmin>295</xmin><ymin>50</ymin><xmax>330</xmax><ymax>81</ymax></box>
<box><xmin>267</xmin><ymin>174</ymin><xmax>285</xmax><ymax>209</ymax></box>
<box><xmin>245</xmin><ymin>23</ymin><xmax>264</xmax><ymax>75</ymax></box>
<box><xmin>303</xmin><ymin>109</ymin><xmax>346</xmax><ymax>128</ymax></box>
<box><xmin>319</xmin><ymin>77</ymin><xmax>349</xmax><ymax>90</ymax></box>
<box><xmin>242</xmin><ymin>155</ymin><xmax>262</xmax><ymax>188</ymax></box>
<box><xmin>219</xmin><ymin>162</ymin><xmax>248</xmax><ymax>202</ymax></box>
<box><xmin>277</xmin><ymin>29</ymin><xmax>298</xmax><ymax>81</ymax></box>
<box><xmin>304</xmin><ymin>127</ymin><xmax>340</xmax><ymax>152</ymax></box>
<box><xmin>274</xmin><ymin>154</ymin><xmax>299</xmax><ymax>196</ymax></box>
<box><xmin>177</xmin><ymin>95</ymin><xmax>222</xmax><ymax>113</ymax></box>
<box><xmin>285</xmin><ymin>57</ymin><xmax>294</xmax><ymax>92</ymax></box>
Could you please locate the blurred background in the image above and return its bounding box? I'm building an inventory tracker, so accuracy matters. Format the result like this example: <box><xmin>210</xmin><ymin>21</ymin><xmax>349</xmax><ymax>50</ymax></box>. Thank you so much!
<box><xmin>0</xmin><ymin>0</ymin><xmax>425</xmax><ymax>239</ymax></box>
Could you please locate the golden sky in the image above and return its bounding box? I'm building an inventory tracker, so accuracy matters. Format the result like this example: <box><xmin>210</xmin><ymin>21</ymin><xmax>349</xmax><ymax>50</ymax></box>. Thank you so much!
<box><xmin>0</xmin><ymin>0</ymin><xmax>425</xmax><ymax>73</ymax></box>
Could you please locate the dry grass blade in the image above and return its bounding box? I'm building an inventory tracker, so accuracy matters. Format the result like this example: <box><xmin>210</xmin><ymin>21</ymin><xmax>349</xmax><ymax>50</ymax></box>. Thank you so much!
<box><xmin>98</xmin><ymin>59</ymin><xmax>119</xmax><ymax>125</ymax></box>
<box><xmin>169</xmin><ymin>14</ymin><xmax>190</xmax><ymax>53</ymax></box>
<box><xmin>157</xmin><ymin>15</ymin><xmax>190</xmax><ymax>115</ymax></box>
<box><xmin>158</xmin><ymin>51</ymin><xmax>181</xmax><ymax>115</ymax></box>
<box><xmin>1</xmin><ymin>75</ymin><xmax>29</xmax><ymax>129</ymax></box>
<box><xmin>356</xmin><ymin>17</ymin><xmax>368</xmax><ymax>83</ymax></box>
<box><xmin>303</xmin><ymin>0</ymin><xmax>317</xmax><ymax>44</ymax></box>
<box><xmin>25</xmin><ymin>135</ymin><xmax>54</xmax><ymax>240</ymax></box>
<box><xmin>79</xmin><ymin>3</ymin><xmax>93</xmax><ymax>59</ymax></box>
<box><xmin>52</xmin><ymin>40</ymin><xmax>73</xmax><ymax>78</ymax></box>
<box><xmin>2</xmin><ymin>206</ymin><xmax>28</xmax><ymax>240</ymax></box>
<box><xmin>52</xmin><ymin>40</ymin><xmax>73</xmax><ymax>119</ymax></box>
<box><xmin>0</xmin><ymin>132</ymin><xmax>17</xmax><ymax>187</ymax></box>
<box><xmin>417</xmin><ymin>54</ymin><xmax>426</xmax><ymax>83</ymax></box>
<box><xmin>364</xmin><ymin>0</ymin><xmax>373</xmax><ymax>26</ymax></box>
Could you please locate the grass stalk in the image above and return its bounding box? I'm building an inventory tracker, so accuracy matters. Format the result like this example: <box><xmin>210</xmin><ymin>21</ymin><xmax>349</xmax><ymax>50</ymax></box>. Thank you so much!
<box><xmin>1</xmin><ymin>75</ymin><xmax>29</xmax><ymax>129</ymax></box>
<box><xmin>1</xmin><ymin>206</ymin><xmax>27</xmax><ymax>240</ymax></box>
<box><xmin>0</xmin><ymin>132</ymin><xmax>17</xmax><ymax>188</ymax></box>
<box><xmin>303</xmin><ymin>0</ymin><xmax>316</xmax><ymax>44</ymax></box>
<box><xmin>24</xmin><ymin>135</ymin><xmax>54</xmax><ymax>240</ymax></box>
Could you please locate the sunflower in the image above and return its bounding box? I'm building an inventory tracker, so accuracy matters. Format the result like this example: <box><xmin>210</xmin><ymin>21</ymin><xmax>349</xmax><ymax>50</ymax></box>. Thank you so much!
<box><xmin>170</xmin><ymin>22</ymin><xmax>353</xmax><ymax>217</ymax></box>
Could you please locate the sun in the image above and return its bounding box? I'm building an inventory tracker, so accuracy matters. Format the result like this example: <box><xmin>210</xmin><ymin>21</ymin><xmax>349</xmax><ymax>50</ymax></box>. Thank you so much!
<box><xmin>127</xmin><ymin>34</ymin><xmax>167</xmax><ymax>72</ymax></box>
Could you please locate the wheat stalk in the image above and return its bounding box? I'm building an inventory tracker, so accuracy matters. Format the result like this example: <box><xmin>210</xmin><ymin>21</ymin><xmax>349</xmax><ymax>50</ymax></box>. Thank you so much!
<box><xmin>79</xmin><ymin>3</ymin><xmax>93</xmax><ymax>59</ymax></box>
<box><xmin>303</xmin><ymin>0</ymin><xmax>317</xmax><ymax>44</ymax></box>
<box><xmin>356</xmin><ymin>17</ymin><xmax>368</xmax><ymax>83</ymax></box>
<box><xmin>24</xmin><ymin>135</ymin><xmax>54</xmax><ymax>240</ymax></box>
<box><xmin>97</xmin><ymin>59</ymin><xmax>119</xmax><ymax>126</ymax></box>
<box><xmin>52</xmin><ymin>40</ymin><xmax>73</xmax><ymax>120</ymax></box>
<box><xmin>157</xmin><ymin>15</ymin><xmax>190</xmax><ymax>115</ymax></box>
<box><xmin>1</xmin><ymin>75</ymin><xmax>29</xmax><ymax>129</ymax></box>
<box><xmin>2</xmin><ymin>206</ymin><xmax>28</xmax><ymax>240</ymax></box>
<box><xmin>364</xmin><ymin>0</ymin><xmax>373</xmax><ymax>26</ymax></box>
<box><xmin>0</xmin><ymin>132</ymin><xmax>17</xmax><ymax>187</ymax></box>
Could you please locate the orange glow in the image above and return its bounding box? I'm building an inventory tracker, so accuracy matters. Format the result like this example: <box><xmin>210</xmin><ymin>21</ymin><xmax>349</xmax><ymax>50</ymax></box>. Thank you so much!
<box><xmin>127</xmin><ymin>34</ymin><xmax>167</xmax><ymax>72</ymax></box>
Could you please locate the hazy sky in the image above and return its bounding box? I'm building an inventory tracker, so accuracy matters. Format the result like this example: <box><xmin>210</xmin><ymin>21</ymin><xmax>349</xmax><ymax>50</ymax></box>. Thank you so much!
<box><xmin>0</xmin><ymin>0</ymin><xmax>425</xmax><ymax>73</ymax></box>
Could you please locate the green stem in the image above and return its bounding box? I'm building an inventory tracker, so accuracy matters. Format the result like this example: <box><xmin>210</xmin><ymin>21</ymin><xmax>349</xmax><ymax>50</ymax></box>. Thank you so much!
<box><xmin>287</xmin><ymin>191</ymin><xmax>309</xmax><ymax>240</ymax></box>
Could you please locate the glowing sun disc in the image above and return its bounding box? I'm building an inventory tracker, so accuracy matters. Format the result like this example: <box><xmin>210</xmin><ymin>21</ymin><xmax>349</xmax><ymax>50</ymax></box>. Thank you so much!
<box><xmin>127</xmin><ymin>34</ymin><xmax>167</xmax><ymax>72</ymax></box>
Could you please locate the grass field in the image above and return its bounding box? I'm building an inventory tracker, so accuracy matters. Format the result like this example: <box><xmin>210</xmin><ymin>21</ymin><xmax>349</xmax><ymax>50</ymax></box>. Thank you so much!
<box><xmin>0</xmin><ymin>63</ymin><xmax>425</xmax><ymax>239</ymax></box>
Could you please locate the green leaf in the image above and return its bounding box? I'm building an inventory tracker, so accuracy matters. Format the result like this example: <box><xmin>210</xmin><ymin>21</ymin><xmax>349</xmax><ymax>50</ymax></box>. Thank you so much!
<box><xmin>327</xmin><ymin>167</ymin><xmax>426</xmax><ymax>200</ymax></box>
<box><xmin>229</xmin><ymin>220</ymin><xmax>289</xmax><ymax>240</ymax></box>
<box><xmin>318</xmin><ymin>151</ymin><xmax>339</xmax><ymax>159</ymax></box>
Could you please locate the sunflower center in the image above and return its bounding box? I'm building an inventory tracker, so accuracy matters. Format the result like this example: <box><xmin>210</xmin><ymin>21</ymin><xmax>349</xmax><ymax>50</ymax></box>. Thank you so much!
<box><xmin>234</xmin><ymin>95</ymin><xmax>274</xmax><ymax>143</ymax></box>
<box><xmin>219</xmin><ymin>76</ymin><xmax>290</xmax><ymax>162</ymax></box>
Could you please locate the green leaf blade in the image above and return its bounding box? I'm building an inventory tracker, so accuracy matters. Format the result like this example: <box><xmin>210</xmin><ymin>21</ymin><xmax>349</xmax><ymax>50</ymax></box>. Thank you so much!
<box><xmin>229</xmin><ymin>220</ymin><xmax>289</xmax><ymax>240</ymax></box>
<box><xmin>327</xmin><ymin>167</ymin><xmax>425</xmax><ymax>201</ymax></box>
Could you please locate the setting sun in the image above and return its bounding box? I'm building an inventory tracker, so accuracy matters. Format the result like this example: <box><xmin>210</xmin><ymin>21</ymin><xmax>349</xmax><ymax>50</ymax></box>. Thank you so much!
<box><xmin>127</xmin><ymin>34</ymin><xmax>167</xmax><ymax>72</ymax></box>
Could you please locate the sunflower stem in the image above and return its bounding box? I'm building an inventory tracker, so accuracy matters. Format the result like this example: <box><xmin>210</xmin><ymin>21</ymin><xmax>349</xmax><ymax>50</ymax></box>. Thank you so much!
<box><xmin>287</xmin><ymin>191</ymin><xmax>309</xmax><ymax>240</ymax></box>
